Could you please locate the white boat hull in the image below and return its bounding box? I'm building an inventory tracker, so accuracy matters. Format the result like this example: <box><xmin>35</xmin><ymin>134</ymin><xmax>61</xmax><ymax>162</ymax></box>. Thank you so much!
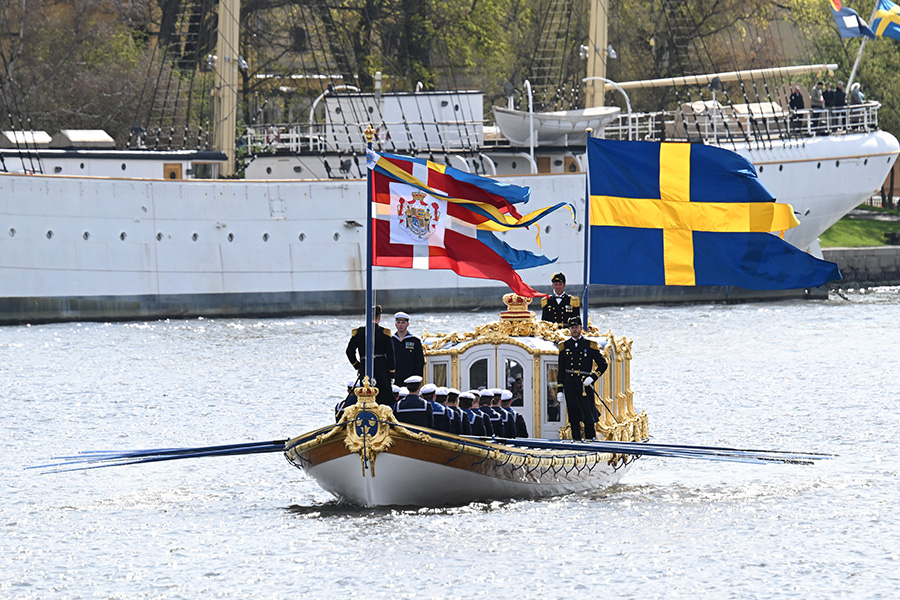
<box><xmin>0</xmin><ymin>130</ymin><xmax>896</xmax><ymax>322</ymax></box>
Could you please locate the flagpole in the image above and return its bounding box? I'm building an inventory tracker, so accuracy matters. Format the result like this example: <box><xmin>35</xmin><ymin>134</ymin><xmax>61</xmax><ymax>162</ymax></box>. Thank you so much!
<box><xmin>364</xmin><ymin>126</ymin><xmax>375</xmax><ymax>384</ymax></box>
<box><xmin>847</xmin><ymin>5</ymin><xmax>879</xmax><ymax>89</ymax></box>
<box><xmin>581</xmin><ymin>128</ymin><xmax>593</xmax><ymax>327</ymax></box>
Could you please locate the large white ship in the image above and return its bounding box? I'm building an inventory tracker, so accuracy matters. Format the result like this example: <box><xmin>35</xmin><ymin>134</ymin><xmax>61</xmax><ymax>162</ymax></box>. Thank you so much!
<box><xmin>1</xmin><ymin>2</ymin><xmax>897</xmax><ymax>324</ymax></box>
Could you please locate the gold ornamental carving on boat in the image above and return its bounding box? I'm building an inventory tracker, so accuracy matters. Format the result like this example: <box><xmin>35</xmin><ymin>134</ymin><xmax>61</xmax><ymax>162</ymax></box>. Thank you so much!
<box><xmin>341</xmin><ymin>377</ymin><xmax>397</xmax><ymax>476</ymax></box>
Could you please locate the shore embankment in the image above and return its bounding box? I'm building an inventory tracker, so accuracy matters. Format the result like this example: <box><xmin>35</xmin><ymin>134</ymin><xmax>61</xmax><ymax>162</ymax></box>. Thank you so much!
<box><xmin>822</xmin><ymin>246</ymin><xmax>900</xmax><ymax>287</ymax></box>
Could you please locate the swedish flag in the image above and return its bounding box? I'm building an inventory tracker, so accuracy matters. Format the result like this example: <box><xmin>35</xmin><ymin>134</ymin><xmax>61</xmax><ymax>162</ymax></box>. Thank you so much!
<box><xmin>587</xmin><ymin>138</ymin><xmax>841</xmax><ymax>290</ymax></box>
<box><xmin>872</xmin><ymin>0</ymin><xmax>900</xmax><ymax>40</ymax></box>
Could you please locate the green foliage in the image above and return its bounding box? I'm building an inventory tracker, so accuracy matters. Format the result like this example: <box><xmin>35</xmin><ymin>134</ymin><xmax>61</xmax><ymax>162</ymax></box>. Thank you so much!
<box><xmin>819</xmin><ymin>208</ymin><xmax>900</xmax><ymax>247</ymax></box>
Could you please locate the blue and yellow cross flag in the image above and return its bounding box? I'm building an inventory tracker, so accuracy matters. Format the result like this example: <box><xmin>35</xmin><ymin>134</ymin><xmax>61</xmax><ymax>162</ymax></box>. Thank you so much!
<box><xmin>586</xmin><ymin>138</ymin><xmax>841</xmax><ymax>290</ymax></box>
<box><xmin>872</xmin><ymin>0</ymin><xmax>900</xmax><ymax>40</ymax></box>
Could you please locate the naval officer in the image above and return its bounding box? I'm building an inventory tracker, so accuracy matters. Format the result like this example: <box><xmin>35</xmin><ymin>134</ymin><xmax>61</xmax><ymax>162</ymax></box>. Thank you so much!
<box><xmin>558</xmin><ymin>316</ymin><xmax>607</xmax><ymax>442</ymax></box>
<box><xmin>346</xmin><ymin>304</ymin><xmax>395</xmax><ymax>405</ymax></box>
<box><xmin>541</xmin><ymin>272</ymin><xmax>580</xmax><ymax>325</ymax></box>
<box><xmin>391</xmin><ymin>311</ymin><xmax>425</xmax><ymax>385</ymax></box>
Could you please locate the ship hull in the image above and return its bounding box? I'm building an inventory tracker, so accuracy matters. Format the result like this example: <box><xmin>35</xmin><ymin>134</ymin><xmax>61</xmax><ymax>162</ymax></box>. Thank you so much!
<box><xmin>1</xmin><ymin>130</ymin><xmax>896</xmax><ymax>323</ymax></box>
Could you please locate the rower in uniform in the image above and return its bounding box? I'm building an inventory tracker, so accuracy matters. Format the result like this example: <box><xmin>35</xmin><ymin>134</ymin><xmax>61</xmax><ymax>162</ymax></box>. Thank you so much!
<box><xmin>346</xmin><ymin>304</ymin><xmax>395</xmax><ymax>405</ymax></box>
<box><xmin>541</xmin><ymin>272</ymin><xmax>580</xmax><ymax>325</ymax></box>
<box><xmin>391</xmin><ymin>376</ymin><xmax>434</xmax><ymax>428</ymax></box>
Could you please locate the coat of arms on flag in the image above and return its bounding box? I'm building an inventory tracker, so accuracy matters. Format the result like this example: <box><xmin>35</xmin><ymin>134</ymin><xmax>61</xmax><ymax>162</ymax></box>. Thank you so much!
<box><xmin>393</xmin><ymin>187</ymin><xmax>445</xmax><ymax>245</ymax></box>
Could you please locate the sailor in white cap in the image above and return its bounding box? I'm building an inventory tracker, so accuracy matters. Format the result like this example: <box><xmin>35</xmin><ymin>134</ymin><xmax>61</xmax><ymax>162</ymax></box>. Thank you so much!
<box><xmin>391</xmin><ymin>311</ymin><xmax>425</xmax><ymax>385</ymax></box>
<box><xmin>478</xmin><ymin>389</ymin><xmax>500</xmax><ymax>436</ymax></box>
<box><xmin>391</xmin><ymin>384</ymin><xmax>401</xmax><ymax>401</ymax></box>
<box><xmin>458</xmin><ymin>392</ymin><xmax>485</xmax><ymax>436</ymax></box>
<box><xmin>500</xmin><ymin>389</ymin><xmax>527</xmax><ymax>438</ymax></box>
<box><xmin>390</xmin><ymin>374</ymin><xmax>433</xmax><ymax>429</ymax></box>
<box><xmin>421</xmin><ymin>383</ymin><xmax>450</xmax><ymax>432</ymax></box>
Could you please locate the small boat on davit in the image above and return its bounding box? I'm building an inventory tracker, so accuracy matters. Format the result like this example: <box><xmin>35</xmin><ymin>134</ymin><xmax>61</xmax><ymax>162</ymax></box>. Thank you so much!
<box><xmin>284</xmin><ymin>294</ymin><xmax>649</xmax><ymax>507</ymax></box>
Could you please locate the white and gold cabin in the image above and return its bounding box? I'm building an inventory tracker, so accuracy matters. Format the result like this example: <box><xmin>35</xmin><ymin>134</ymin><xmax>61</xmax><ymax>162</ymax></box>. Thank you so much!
<box><xmin>421</xmin><ymin>294</ymin><xmax>648</xmax><ymax>442</ymax></box>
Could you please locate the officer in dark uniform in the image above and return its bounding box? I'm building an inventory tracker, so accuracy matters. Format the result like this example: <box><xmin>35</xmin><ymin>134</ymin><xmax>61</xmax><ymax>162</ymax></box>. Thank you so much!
<box><xmin>541</xmin><ymin>272</ymin><xmax>580</xmax><ymax>325</ymax></box>
<box><xmin>391</xmin><ymin>375</ymin><xmax>434</xmax><ymax>428</ymax></box>
<box><xmin>558</xmin><ymin>316</ymin><xmax>607</xmax><ymax>441</ymax></box>
<box><xmin>346</xmin><ymin>304</ymin><xmax>395</xmax><ymax>405</ymax></box>
<box><xmin>391</xmin><ymin>311</ymin><xmax>425</xmax><ymax>384</ymax></box>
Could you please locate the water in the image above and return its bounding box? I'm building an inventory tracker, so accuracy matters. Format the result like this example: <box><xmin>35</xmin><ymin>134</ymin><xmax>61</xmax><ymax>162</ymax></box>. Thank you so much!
<box><xmin>3</xmin><ymin>288</ymin><xmax>899</xmax><ymax>599</ymax></box>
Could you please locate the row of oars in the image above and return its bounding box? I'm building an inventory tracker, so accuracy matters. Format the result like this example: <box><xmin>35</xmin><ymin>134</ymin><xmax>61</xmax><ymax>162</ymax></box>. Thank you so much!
<box><xmin>30</xmin><ymin>429</ymin><xmax>833</xmax><ymax>474</ymax></box>
<box><xmin>29</xmin><ymin>440</ymin><xmax>289</xmax><ymax>474</ymax></box>
<box><xmin>474</xmin><ymin>437</ymin><xmax>835</xmax><ymax>465</ymax></box>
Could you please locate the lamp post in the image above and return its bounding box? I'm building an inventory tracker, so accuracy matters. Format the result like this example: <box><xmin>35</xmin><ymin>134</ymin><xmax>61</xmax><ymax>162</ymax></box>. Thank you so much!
<box><xmin>581</xmin><ymin>76</ymin><xmax>632</xmax><ymax>140</ymax></box>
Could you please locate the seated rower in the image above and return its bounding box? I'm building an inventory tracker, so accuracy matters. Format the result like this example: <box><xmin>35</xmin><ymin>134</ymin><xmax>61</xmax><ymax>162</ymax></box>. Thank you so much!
<box><xmin>458</xmin><ymin>392</ymin><xmax>485</xmax><ymax>436</ymax></box>
<box><xmin>391</xmin><ymin>376</ymin><xmax>433</xmax><ymax>429</ymax></box>
<box><xmin>422</xmin><ymin>383</ymin><xmax>450</xmax><ymax>432</ymax></box>
<box><xmin>440</xmin><ymin>387</ymin><xmax>463</xmax><ymax>434</ymax></box>
<box><xmin>501</xmin><ymin>390</ymin><xmax>528</xmax><ymax>438</ymax></box>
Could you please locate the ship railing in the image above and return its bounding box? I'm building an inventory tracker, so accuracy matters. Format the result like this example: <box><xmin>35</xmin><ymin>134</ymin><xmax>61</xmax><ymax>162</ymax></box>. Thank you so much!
<box><xmin>603</xmin><ymin>101</ymin><xmax>882</xmax><ymax>144</ymax></box>
<box><xmin>245</xmin><ymin>119</ymin><xmax>486</xmax><ymax>155</ymax></box>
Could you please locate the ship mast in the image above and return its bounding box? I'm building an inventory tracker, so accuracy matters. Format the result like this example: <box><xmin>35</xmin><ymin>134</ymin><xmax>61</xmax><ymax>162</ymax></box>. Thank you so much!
<box><xmin>584</xmin><ymin>0</ymin><xmax>609</xmax><ymax>108</ymax></box>
<box><xmin>212</xmin><ymin>0</ymin><xmax>240</xmax><ymax>176</ymax></box>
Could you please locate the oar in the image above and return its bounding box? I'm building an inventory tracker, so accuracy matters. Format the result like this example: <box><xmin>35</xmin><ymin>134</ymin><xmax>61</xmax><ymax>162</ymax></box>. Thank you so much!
<box><xmin>30</xmin><ymin>440</ymin><xmax>289</xmax><ymax>473</ymax></box>
<box><xmin>466</xmin><ymin>436</ymin><xmax>832</xmax><ymax>465</ymax></box>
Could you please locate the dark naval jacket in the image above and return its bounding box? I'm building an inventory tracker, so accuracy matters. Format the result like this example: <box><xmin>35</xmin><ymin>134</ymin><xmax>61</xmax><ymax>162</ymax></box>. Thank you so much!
<box><xmin>346</xmin><ymin>325</ymin><xmax>395</xmax><ymax>405</ymax></box>
<box><xmin>392</xmin><ymin>394</ymin><xmax>434</xmax><ymax>429</ymax></box>
<box><xmin>541</xmin><ymin>293</ymin><xmax>580</xmax><ymax>324</ymax></box>
<box><xmin>392</xmin><ymin>333</ymin><xmax>425</xmax><ymax>385</ymax></box>
<box><xmin>464</xmin><ymin>409</ymin><xmax>488</xmax><ymax>436</ymax></box>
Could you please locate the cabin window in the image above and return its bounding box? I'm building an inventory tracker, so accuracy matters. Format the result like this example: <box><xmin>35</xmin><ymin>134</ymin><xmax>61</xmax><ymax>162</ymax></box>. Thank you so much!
<box><xmin>432</xmin><ymin>362</ymin><xmax>448</xmax><ymax>388</ymax></box>
<box><xmin>545</xmin><ymin>363</ymin><xmax>561</xmax><ymax>422</ymax></box>
<box><xmin>468</xmin><ymin>358</ymin><xmax>487</xmax><ymax>391</ymax></box>
<box><xmin>504</xmin><ymin>358</ymin><xmax>524</xmax><ymax>406</ymax></box>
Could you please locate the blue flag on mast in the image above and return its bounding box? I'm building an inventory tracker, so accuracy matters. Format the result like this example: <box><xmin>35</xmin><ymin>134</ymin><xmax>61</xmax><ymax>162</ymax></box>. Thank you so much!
<box><xmin>586</xmin><ymin>138</ymin><xmax>841</xmax><ymax>290</ymax></box>
<box><xmin>830</xmin><ymin>1</ymin><xmax>876</xmax><ymax>38</ymax></box>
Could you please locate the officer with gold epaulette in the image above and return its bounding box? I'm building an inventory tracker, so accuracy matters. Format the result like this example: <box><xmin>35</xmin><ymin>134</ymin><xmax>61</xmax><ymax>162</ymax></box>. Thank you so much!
<box><xmin>346</xmin><ymin>304</ymin><xmax>395</xmax><ymax>405</ymax></box>
<box><xmin>541</xmin><ymin>272</ymin><xmax>580</xmax><ymax>324</ymax></box>
<box><xmin>557</xmin><ymin>316</ymin><xmax>607</xmax><ymax>442</ymax></box>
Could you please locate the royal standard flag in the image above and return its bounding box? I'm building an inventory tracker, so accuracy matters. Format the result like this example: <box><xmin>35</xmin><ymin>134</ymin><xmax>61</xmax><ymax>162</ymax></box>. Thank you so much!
<box><xmin>368</xmin><ymin>150</ymin><xmax>569</xmax><ymax>297</ymax></box>
<box><xmin>872</xmin><ymin>0</ymin><xmax>900</xmax><ymax>40</ymax></box>
<box><xmin>829</xmin><ymin>1</ymin><xmax>876</xmax><ymax>38</ymax></box>
<box><xmin>586</xmin><ymin>138</ymin><xmax>841</xmax><ymax>290</ymax></box>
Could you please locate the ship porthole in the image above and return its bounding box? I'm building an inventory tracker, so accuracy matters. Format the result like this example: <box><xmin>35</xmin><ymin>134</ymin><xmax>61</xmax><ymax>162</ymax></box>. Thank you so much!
<box><xmin>817</xmin><ymin>162</ymin><xmax>822</xmax><ymax>169</ymax></box>
<box><xmin>8</xmin><ymin>228</ymin><xmax>14</xmax><ymax>237</ymax></box>
<box><xmin>46</xmin><ymin>230</ymin><xmax>53</xmax><ymax>239</ymax></box>
<box><xmin>835</xmin><ymin>160</ymin><xmax>840</xmax><ymax>167</ymax></box>
<box><xmin>82</xmin><ymin>231</ymin><xmax>90</xmax><ymax>240</ymax></box>
<box><xmin>262</xmin><ymin>233</ymin><xmax>269</xmax><ymax>242</ymax></box>
<box><xmin>333</xmin><ymin>232</ymin><xmax>340</xmax><ymax>241</ymax></box>
<box><xmin>864</xmin><ymin>158</ymin><xmax>868</xmax><ymax>165</ymax></box>
<box><xmin>758</xmin><ymin>166</ymin><xmax>764</xmax><ymax>173</ymax></box>
<box><xmin>778</xmin><ymin>165</ymin><xmax>783</xmax><ymax>171</ymax></box>
<box><xmin>266</xmin><ymin>167</ymin><xmax>272</xmax><ymax>175</ymax></box>
<box><xmin>120</xmin><ymin>232</ymin><xmax>127</xmax><ymax>241</ymax></box>
<box><xmin>121</xmin><ymin>163</ymin><xmax>127</xmax><ymax>171</ymax></box>
<box><xmin>156</xmin><ymin>232</ymin><xmax>163</xmax><ymax>241</ymax></box>
<box><xmin>80</xmin><ymin>162</ymin><xmax>85</xmax><ymax>169</ymax></box>
<box><xmin>545</xmin><ymin>225</ymin><xmax>551</xmax><ymax>234</ymax></box>
<box><xmin>228</xmin><ymin>233</ymin><xmax>234</xmax><ymax>242</ymax></box>
<box><xmin>298</xmin><ymin>233</ymin><xmax>306</xmax><ymax>241</ymax></box>
<box><xmin>511</xmin><ymin>161</ymin><xmax>517</xmax><ymax>169</ymax></box>
<box><xmin>192</xmin><ymin>233</ymin><xmax>199</xmax><ymax>241</ymax></box>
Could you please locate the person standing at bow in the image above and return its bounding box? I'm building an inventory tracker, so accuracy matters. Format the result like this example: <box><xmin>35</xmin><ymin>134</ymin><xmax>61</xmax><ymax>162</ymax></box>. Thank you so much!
<box><xmin>541</xmin><ymin>272</ymin><xmax>580</xmax><ymax>325</ymax></box>
<box><xmin>391</xmin><ymin>311</ymin><xmax>425</xmax><ymax>385</ymax></box>
<box><xmin>346</xmin><ymin>304</ymin><xmax>395</xmax><ymax>405</ymax></box>
<box><xmin>557</xmin><ymin>316</ymin><xmax>607</xmax><ymax>442</ymax></box>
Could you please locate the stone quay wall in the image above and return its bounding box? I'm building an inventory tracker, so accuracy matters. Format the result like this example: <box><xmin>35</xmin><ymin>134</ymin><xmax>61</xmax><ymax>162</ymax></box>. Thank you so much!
<box><xmin>822</xmin><ymin>247</ymin><xmax>900</xmax><ymax>286</ymax></box>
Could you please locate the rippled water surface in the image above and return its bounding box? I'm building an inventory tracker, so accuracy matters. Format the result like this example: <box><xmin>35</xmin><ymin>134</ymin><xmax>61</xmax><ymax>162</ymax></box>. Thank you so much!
<box><xmin>3</xmin><ymin>288</ymin><xmax>899</xmax><ymax>599</ymax></box>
